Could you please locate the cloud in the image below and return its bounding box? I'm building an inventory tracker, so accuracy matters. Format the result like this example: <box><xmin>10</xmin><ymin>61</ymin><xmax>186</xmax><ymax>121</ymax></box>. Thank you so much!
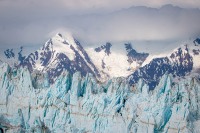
<box><xmin>70</xmin><ymin>6</ymin><xmax>200</xmax><ymax>45</ymax></box>
<box><xmin>0</xmin><ymin>0</ymin><xmax>200</xmax><ymax>48</ymax></box>
<box><xmin>0</xmin><ymin>0</ymin><xmax>200</xmax><ymax>11</ymax></box>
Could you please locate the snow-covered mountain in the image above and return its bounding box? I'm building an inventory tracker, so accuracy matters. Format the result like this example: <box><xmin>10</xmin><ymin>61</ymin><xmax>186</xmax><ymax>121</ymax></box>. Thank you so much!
<box><xmin>0</xmin><ymin>33</ymin><xmax>150</xmax><ymax>84</ymax></box>
<box><xmin>1</xmin><ymin>33</ymin><xmax>102</xmax><ymax>83</ymax></box>
<box><xmin>1</xmin><ymin>33</ymin><xmax>200</xmax><ymax>90</ymax></box>
<box><xmin>128</xmin><ymin>40</ymin><xmax>200</xmax><ymax>90</ymax></box>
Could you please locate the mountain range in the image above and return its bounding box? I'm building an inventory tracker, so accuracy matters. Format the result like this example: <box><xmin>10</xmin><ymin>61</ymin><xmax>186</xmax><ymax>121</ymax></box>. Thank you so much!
<box><xmin>1</xmin><ymin>33</ymin><xmax>200</xmax><ymax>90</ymax></box>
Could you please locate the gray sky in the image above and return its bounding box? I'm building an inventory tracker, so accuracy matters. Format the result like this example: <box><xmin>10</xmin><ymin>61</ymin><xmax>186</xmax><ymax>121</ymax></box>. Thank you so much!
<box><xmin>0</xmin><ymin>0</ymin><xmax>200</xmax><ymax>48</ymax></box>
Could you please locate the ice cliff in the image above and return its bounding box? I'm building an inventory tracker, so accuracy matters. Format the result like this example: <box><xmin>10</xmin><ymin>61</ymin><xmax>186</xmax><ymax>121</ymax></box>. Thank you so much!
<box><xmin>0</xmin><ymin>63</ymin><xmax>200</xmax><ymax>133</ymax></box>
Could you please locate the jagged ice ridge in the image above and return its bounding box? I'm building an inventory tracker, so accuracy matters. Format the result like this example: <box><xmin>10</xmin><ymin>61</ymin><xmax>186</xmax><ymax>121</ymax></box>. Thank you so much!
<box><xmin>0</xmin><ymin>63</ymin><xmax>200</xmax><ymax>133</ymax></box>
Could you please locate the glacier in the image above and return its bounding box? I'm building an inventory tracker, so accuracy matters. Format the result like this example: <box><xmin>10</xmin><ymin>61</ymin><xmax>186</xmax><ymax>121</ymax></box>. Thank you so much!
<box><xmin>0</xmin><ymin>62</ymin><xmax>200</xmax><ymax>133</ymax></box>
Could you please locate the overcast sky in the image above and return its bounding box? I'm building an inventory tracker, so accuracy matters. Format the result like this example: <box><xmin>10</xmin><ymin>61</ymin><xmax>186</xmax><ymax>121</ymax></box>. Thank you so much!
<box><xmin>0</xmin><ymin>0</ymin><xmax>200</xmax><ymax>48</ymax></box>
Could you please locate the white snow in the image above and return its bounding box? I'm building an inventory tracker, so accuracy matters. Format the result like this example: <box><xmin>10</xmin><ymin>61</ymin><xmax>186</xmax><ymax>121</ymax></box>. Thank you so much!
<box><xmin>86</xmin><ymin>46</ymin><xmax>139</xmax><ymax>78</ymax></box>
<box><xmin>51</xmin><ymin>33</ymin><xmax>75</xmax><ymax>61</ymax></box>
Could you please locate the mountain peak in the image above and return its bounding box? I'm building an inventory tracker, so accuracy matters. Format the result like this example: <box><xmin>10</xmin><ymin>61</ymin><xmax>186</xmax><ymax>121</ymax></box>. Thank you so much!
<box><xmin>56</xmin><ymin>32</ymin><xmax>63</xmax><ymax>38</ymax></box>
<box><xmin>52</xmin><ymin>33</ymin><xmax>67</xmax><ymax>42</ymax></box>
<box><xmin>51</xmin><ymin>32</ymin><xmax>80</xmax><ymax>49</ymax></box>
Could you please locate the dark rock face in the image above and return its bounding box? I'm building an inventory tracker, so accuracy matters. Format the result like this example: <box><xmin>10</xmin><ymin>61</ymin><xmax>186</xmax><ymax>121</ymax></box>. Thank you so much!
<box><xmin>40</xmin><ymin>39</ymin><xmax>54</xmax><ymax>67</ymax></box>
<box><xmin>95</xmin><ymin>42</ymin><xmax>112</xmax><ymax>55</ymax></box>
<box><xmin>193</xmin><ymin>49</ymin><xmax>200</xmax><ymax>55</ymax></box>
<box><xmin>74</xmin><ymin>39</ymin><xmax>100</xmax><ymax>77</ymax></box>
<box><xmin>125</xmin><ymin>43</ymin><xmax>149</xmax><ymax>65</ymax></box>
<box><xmin>18</xmin><ymin>47</ymin><xmax>26</xmax><ymax>62</ymax></box>
<box><xmin>101</xmin><ymin>60</ymin><xmax>106</xmax><ymax>69</ymax></box>
<box><xmin>18</xmin><ymin>47</ymin><xmax>39</xmax><ymax>72</ymax></box>
<box><xmin>45</xmin><ymin>44</ymin><xmax>99</xmax><ymax>83</ymax></box>
<box><xmin>192</xmin><ymin>38</ymin><xmax>200</xmax><ymax>55</ymax></box>
<box><xmin>193</xmin><ymin>38</ymin><xmax>200</xmax><ymax>46</ymax></box>
<box><xmin>128</xmin><ymin>45</ymin><xmax>193</xmax><ymax>90</ymax></box>
<box><xmin>4</xmin><ymin>49</ymin><xmax>15</xmax><ymax>59</ymax></box>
